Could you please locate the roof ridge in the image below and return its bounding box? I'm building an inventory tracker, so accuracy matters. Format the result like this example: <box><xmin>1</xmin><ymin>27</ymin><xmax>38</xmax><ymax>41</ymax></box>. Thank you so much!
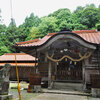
<box><xmin>17</xmin><ymin>38</ymin><xmax>39</xmax><ymax>45</ymax></box>
<box><xmin>48</xmin><ymin>33</ymin><xmax>57</xmax><ymax>36</ymax></box>
<box><xmin>73</xmin><ymin>30</ymin><xmax>97</xmax><ymax>33</ymax></box>
<box><xmin>4</xmin><ymin>53</ymin><xmax>28</xmax><ymax>55</ymax></box>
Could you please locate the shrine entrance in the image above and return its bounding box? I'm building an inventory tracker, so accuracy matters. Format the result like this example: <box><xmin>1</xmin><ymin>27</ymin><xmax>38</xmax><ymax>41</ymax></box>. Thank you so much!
<box><xmin>56</xmin><ymin>59</ymin><xmax>82</xmax><ymax>81</ymax></box>
<box><xmin>15</xmin><ymin>29</ymin><xmax>97</xmax><ymax>89</ymax></box>
<box><xmin>45</xmin><ymin>31</ymin><xmax>96</xmax><ymax>87</ymax></box>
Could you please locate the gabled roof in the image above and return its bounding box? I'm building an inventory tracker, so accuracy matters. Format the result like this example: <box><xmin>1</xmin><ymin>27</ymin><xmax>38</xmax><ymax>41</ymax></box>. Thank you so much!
<box><xmin>16</xmin><ymin>30</ymin><xmax>100</xmax><ymax>48</ymax></box>
<box><xmin>0</xmin><ymin>53</ymin><xmax>35</xmax><ymax>61</ymax></box>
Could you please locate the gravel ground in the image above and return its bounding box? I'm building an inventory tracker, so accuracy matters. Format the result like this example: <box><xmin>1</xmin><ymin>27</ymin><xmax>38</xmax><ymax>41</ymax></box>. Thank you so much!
<box><xmin>9</xmin><ymin>89</ymin><xmax>88</xmax><ymax>100</ymax></box>
<box><xmin>9</xmin><ymin>82</ymin><xmax>100</xmax><ymax>100</ymax></box>
<box><xmin>9</xmin><ymin>82</ymin><xmax>40</xmax><ymax>100</ymax></box>
<box><xmin>9</xmin><ymin>89</ymin><xmax>100</xmax><ymax>100</ymax></box>
<box><xmin>87</xmin><ymin>97</ymin><xmax>100</xmax><ymax>100</ymax></box>
<box><xmin>30</xmin><ymin>93</ymin><xmax>88</xmax><ymax>100</ymax></box>
<box><xmin>9</xmin><ymin>89</ymin><xmax>40</xmax><ymax>100</ymax></box>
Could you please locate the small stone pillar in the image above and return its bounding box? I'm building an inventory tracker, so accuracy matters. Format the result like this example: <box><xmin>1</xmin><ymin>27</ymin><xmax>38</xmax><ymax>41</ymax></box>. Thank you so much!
<box><xmin>0</xmin><ymin>64</ymin><xmax>13</xmax><ymax>100</ymax></box>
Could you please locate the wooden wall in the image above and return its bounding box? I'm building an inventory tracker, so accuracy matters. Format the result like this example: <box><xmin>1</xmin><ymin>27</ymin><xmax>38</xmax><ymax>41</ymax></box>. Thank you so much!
<box><xmin>83</xmin><ymin>50</ymin><xmax>100</xmax><ymax>86</ymax></box>
<box><xmin>9</xmin><ymin>66</ymin><xmax>34</xmax><ymax>82</ymax></box>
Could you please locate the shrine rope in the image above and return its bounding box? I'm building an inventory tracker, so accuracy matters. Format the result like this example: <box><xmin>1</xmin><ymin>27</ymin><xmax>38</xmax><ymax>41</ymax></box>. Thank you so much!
<box><xmin>46</xmin><ymin>51</ymin><xmax>93</xmax><ymax>62</ymax></box>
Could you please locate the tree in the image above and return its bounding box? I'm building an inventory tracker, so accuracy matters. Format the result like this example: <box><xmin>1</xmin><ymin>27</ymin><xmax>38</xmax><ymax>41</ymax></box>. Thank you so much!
<box><xmin>26</xmin><ymin>27</ymin><xmax>39</xmax><ymax>40</ymax></box>
<box><xmin>96</xmin><ymin>23</ymin><xmax>100</xmax><ymax>31</ymax></box>
<box><xmin>49</xmin><ymin>8</ymin><xmax>71</xmax><ymax>30</ymax></box>
<box><xmin>24</xmin><ymin>13</ymin><xmax>41</xmax><ymax>28</ymax></box>
<box><xmin>5</xmin><ymin>18</ymin><xmax>18</xmax><ymax>52</ymax></box>
<box><xmin>38</xmin><ymin>16</ymin><xmax>58</xmax><ymax>37</ymax></box>
<box><xmin>23</xmin><ymin>13</ymin><xmax>41</xmax><ymax>34</ymax></box>
<box><xmin>85</xmin><ymin>4</ymin><xmax>96</xmax><ymax>8</ymax></box>
<box><xmin>22</xmin><ymin>13</ymin><xmax>41</xmax><ymax>39</ymax></box>
<box><xmin>80</xmin><ymin>7</ymin><xmax>99</xmax><ymax>28</ymax></box>
<box><xmin>0</xmin><ymin>33</ymin><xmax>11</xmax><ymax>55</ymax></box>
<box><xmin>16</xmin><ymin>25</ymin><xmax>28</xmax><ymax>42</ymax></box>
<box><xmin>0</xmin><ymin>41</ymin><xmax>10</xmax><ymax>55</ymax></box>
<box><xmin>0</xmin><ymin>24</ymin><xmax>6</xmax><ymax>34</ymax></box>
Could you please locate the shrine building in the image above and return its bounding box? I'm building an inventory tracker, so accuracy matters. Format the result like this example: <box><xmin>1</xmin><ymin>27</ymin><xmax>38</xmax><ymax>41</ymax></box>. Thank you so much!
<box><xmin>0</xmin><ymin>53</ymin><xmax>37</xmax><ymax>81</ymax></box>
<box><xmin>14</xmin><ymin>29</ymin><xmax>100</xmax><ymax>90</ymax></box>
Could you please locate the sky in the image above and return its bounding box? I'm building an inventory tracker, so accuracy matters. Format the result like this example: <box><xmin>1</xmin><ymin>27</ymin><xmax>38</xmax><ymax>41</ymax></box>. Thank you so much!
<box><xmin>0</xmin><ymin>0</ymin><xmax>100</xmax><ymax>26</ymax></box>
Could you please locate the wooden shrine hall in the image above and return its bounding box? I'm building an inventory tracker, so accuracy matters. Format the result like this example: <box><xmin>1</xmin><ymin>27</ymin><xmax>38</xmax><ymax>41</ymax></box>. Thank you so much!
<box><xmin>0</xmin><ymin>53</ymin><xmax>37</xmax><ymax>81</ymax></box>
<box><xmin>14</xmin><ymin>29</ymin><xmax>100</xmax><ymax>90</ymax></box>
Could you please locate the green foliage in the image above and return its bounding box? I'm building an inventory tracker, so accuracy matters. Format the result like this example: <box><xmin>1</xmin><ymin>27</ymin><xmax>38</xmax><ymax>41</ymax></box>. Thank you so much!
<box><xmin>0</xmin><ymin>34</ymin><xmax>10</xmax><ymax>55</ymax></box>
<box><xmin>49</xmin><ymin>8</ymin><xmax>71</xmax><ymax>18</ymax></box>
<box><xmin>0</xmin><ymin>45</ymin><xmax>10</xmax><ymax>55</ymax></box>
<box><xmin>0</xmin><ymin>24</ymin><xmax>6</xmax><ymax>34</ymax></box>
<box><xmin>16</xmin><ymin>25</ymin><xmax>28</xmax><ymax>42</ymax></box>
<box><xmin>26</xmin><ymin>27</ymin><xmax>39</xmax><ymax>40</ymax></box>
<box><xmin>24</xmin><ymin>13</ymin><xmax>41</xmax><ymax>28</ymax></box>
<box><xmin>49</xmin><ymin>8</ymin><xmax>71</xmax><ymax>29</ymax></box>
<box><xmin>22</xmin><ymin>13</ymin><xmax>41</xmax><ymax>38</ymax></box>
<box><xmin>38</xmin><ymin>16</ymin><xmax>58</xmax><ymax>37</ymax></box>
<box><xmin>96</xmin><ymin>23</ymin><xmax>100</xmax><ymax>31</ymax></box>
<box><xmin>80</xmin><ymin>7</ymin><xmax>99</xmax><ymax>28</ymax></box>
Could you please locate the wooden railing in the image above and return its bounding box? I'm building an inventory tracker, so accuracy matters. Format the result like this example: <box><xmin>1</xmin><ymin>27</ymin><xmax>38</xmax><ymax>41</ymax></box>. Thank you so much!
<box><xmin>56</xmin><ymin>69</ymin><xmax>82</xmax><ymax>80</ymax></box>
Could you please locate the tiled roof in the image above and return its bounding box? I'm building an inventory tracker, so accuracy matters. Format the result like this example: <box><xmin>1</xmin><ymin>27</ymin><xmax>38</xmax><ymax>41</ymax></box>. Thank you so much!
<box><xmin>16</xmin><ymin>30</ymin><xmax>100</xmax><ymax>47</ymax></box>
<box><xmin>0</xmin><ymin>53</ymin><xmax>35</xmax><ymax>61</ymax></box>
<box><xmin>0</xmin><ymin>63</ymin><xmax>37</xmax><ymax>66</ymax></box>
<box><xmin>17</xmin><ymin>39</ymin><xmax>39</xmax><ymax>45</ymax></box>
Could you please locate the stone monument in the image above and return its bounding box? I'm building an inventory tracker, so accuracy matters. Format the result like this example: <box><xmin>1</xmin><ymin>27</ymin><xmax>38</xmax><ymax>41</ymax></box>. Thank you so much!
<box><xmin>0</xmin><ymin>63</ymin><xmax>13</xmax><ymax>100</ymax></box>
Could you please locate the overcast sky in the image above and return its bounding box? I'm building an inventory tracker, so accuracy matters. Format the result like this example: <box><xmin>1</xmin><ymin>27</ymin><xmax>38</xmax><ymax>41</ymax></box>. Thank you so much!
<box><xmin>0</xmin><ymin>0</ymin><xmax>100</xmax><ymax>26</ymax></box>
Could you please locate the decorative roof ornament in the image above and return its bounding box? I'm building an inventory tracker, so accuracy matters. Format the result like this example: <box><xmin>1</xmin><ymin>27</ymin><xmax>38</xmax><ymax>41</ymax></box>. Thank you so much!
<box><xmin>59</xmin><ymin>27</ymin><xmax>72</xmax><ymax>32</ymax></box>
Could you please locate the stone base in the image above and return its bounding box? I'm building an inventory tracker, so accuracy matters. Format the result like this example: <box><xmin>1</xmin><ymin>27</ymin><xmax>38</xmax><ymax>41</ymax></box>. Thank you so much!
<box><xmin>53</xmin><ymin>82</ymin><xmax>83</xmax><ymax>91</ymax></box>
<box><xmin>27</xmin><ymin>85</ymin><xmax>41</xmax><ymax>93</ymax></box>
<box><xmin>92</xmin><ymin>88</ymin><xmax>100</xmax><ymax>97</ymax></box>
<box><xmin>0</xmin><ymin>94</ymin><xmax>13</xmax><ymax>100</ymax></box>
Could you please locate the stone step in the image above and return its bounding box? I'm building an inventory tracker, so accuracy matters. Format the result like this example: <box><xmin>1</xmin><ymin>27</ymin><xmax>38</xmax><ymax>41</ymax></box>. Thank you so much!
<box><xmin>52</xmin><ymin>82</ymin><xmax>83</xmax><ymax>91</ymax></box>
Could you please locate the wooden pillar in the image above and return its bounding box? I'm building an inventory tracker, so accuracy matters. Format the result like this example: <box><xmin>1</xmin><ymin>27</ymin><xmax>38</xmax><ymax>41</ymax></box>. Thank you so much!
<box><xmin>34</xmin><ymin>49</ymin><xmax>37</xmax><ymax>73</ymax></box>
<box><xmin>55</xmin><ymin>62</ymin><xmax>57</xmax><ymax>80</ymax></box>
<box><xmin>48</xmin><ymin>60</ymin><xmax>52</xmax><ymax>88</ymax></box>
<box><xmin>82</xmin><ymin>64</ymin><xmax>86</xmax><ymax>90</ymax></box>
<box><xmin>45</xmin><ymin>53</ymin><xmax>48</xmax><ymax>62</ymax></box>
<box><xmin>83</xmin><ymin>58</ymin><xmax>89</xmax><ymax>90</ymax></box>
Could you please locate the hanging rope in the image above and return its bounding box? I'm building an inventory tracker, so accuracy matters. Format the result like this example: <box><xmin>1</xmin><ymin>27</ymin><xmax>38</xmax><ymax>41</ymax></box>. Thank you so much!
<box><xmin>79</xmin><ymin>51</ymin><xmax>93</xmax><ymax>59</ymax></box>
<box><xmin>15</xmin><ymin>55</ymin><xmax>21</xmax><ymax>100</ymax></box>
<box><xmin>46</xmin><ymin>51</ymin><xmax>93</xmax><ymax>62</ymax></box>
